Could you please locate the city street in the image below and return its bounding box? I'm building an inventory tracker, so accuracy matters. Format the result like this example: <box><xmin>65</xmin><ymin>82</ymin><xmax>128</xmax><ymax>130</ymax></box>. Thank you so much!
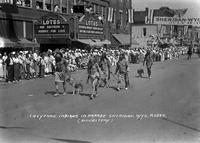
<box><xmin>0</xmin><ymin>55</ymin><xmax>200</xmax><ymax>143</ymax></box>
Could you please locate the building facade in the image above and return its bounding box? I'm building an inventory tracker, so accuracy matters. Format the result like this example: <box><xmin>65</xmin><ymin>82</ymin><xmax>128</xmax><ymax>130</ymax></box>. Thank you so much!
<box><xmin>131</xmin><ymin>7</ymin><xmax>198</xmax><ymax>48</ymax></box>
<box><xmin>0</xmin><ymin>0</ymin><xmax>110</xmax><ymax>51</ymax></box>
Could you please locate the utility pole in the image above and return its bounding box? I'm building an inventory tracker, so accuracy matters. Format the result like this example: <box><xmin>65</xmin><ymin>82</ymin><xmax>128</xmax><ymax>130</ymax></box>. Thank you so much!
<box><xmin>129</xmin><ymin>0</ymin><xmax>132</xmax><ymax>49</ymax></box>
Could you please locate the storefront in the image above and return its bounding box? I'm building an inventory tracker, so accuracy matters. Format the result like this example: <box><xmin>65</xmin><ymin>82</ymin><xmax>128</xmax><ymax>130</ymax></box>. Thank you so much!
<box><xmin>34</xmin><ymin>13</ymin><xmax>71</xmax><ymax>51</ymax></box>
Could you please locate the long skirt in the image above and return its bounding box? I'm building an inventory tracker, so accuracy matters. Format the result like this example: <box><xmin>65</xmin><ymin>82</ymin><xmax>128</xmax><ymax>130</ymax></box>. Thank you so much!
<box><xmin>14</xmin><ymin>63</ymin><xmax>20</xmax><ymax>81</ymax></box>
<box><xmin>7</xmin><ymin>65</ymin><xmax>14</xmax><ymax>82</ymax></box>
<box><xmin>20</xmin><ymin>64</ymin><xmax>26</xmax><ymax>80</ymax></box>
<box><xmin>39</xmin><ymin>65</ymin><xmax>45</xmax><ymax>78</ymax></box>
<box><xmin>3</xmin><ymin>64</ymin><xmax>7</xmax><ymax>79</ymax></box>
<box><xmin>0</xmin><ymin>63</ymin><xmax>3</xmax><ymax>78</ymax></box>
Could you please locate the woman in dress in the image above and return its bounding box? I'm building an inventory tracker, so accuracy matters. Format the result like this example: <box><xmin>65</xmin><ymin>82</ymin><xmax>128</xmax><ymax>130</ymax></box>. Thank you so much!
<box><xmin>0</xmin><ymin>54</ymin><xmax>4</xmax><ymax>79</ymax></box>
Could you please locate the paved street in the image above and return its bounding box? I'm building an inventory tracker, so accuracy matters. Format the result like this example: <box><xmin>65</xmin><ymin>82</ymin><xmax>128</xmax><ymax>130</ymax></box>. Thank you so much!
<box><xmin>0</xmin><ymin>55</ymin><xmax>200</xmax><ymax>143</ymax></box>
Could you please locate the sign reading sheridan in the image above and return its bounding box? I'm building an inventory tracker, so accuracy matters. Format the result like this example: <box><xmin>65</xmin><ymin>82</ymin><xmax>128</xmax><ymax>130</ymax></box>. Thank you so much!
<box><xmin>78</xmin><ymin>15</ymin><xmax>104</xmax><ymax>39</ymax></box>
<box><xmin>154</xmin><ymin>17</ymin><xmax>200</xmax><ymax>26</ymax></box>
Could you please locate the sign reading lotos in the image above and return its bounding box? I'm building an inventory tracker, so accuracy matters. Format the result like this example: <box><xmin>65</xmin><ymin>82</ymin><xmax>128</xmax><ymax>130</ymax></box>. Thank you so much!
<box><xmin>35</xmin><ymin>13</ymin><xmax>69</xmax><ymax>35</ymax></box>
<box><xmin>78</xmin><ymin>15</ymin><xmax>104</xmax><ymax>40</ymax></box>
<box><xmin>42</xmin><ymin>19</ymin><xmax>61</xmax><ymax>25</ymax></box>
<box><xmin>85</xmin><ymin>20</ymin><xmax>98</xmax><ymax>27</ymax></box>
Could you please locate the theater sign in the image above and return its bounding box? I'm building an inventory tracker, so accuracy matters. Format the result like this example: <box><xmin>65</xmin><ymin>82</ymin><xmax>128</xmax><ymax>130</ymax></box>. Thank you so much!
<box><xmin>34</xmin><ymin>13</ymin><xmax>69</xmax><ymax>37</ymax></box>
<box><xmin>77</xmin><ymin>15</ymin><xmax>104</xmax><ymax>40</ymax></box>
<box><xmin>154</xmin><ymin>17</ymin><xmax>200</xmax><ymax>26</ymax></box>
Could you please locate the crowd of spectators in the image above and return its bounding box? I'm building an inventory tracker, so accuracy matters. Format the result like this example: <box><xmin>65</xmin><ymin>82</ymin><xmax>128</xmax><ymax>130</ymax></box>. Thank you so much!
<box><xmin>0</xmin><ymin>45</ymin><xmax>189</xmax><ymax>83</ymax></box>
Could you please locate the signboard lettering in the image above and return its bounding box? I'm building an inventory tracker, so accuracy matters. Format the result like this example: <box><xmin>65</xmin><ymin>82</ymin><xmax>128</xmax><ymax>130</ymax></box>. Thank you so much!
<box><xmin>35</xmin><ymin>24</ymin><xmax>69</xmax><ymax>34</ymax></box>
<box><xmin>78</xmin><ymin>17</ymin><xmax>104</xmax><ymax>39</ymax></box>
<box><xmin>42</xmin><ymin>19</ymin><xmax>61</xmax><ymax>25</ymax></box>
<box><xmin>35</xmin><ymin>18</ymin><xmax>69</xmax><ymax>35</ymax></box>
<box><xmin>154</xmin><ymin>17</ymin><xmax>200</xmax><ymax>26</ymax></box>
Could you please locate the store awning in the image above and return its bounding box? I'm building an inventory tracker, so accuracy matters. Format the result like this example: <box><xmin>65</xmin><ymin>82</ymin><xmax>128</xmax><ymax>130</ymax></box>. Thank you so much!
<box><xmin>92</xmin><ymin>39</ymin><xmax>111</xmax><ymax>46</ymax></box>
<box><xmin>0</xmin><ymin>37</ymin><xmax>17</xmax><ymax>48</ymax></box>
<box><xmin>16</xmin><ymin>39</ymin><xmax>40</xmax><ymax>48</ymax></box>
<box><xmin>112</xmin><ymin>34</ymin><xmax>139</xmax><ymax>46</ymax></box>
<box><xmin>77</xmin><ymin>39</ymin><xmax>95</xmax><ymax>46</ymax></box>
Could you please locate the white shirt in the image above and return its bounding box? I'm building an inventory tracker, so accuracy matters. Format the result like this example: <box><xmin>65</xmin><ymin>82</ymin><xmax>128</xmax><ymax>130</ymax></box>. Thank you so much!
<box><xmin>13</xmin><ymin>57</ymin><xmax>20</xmax><ymax>63</ymax></box>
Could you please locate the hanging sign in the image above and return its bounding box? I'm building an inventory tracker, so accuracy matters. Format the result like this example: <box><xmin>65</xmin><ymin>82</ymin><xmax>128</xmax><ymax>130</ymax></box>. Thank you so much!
<box><xmin>154</xmin><ymin>17</ymin><xmax>200</xmax><ymax>26</ymax></box>
<box><xmin>35</xmin><ymin>13</ymin><xmax>69</xmax><ymax>36</ymax></box>
<box><xmin>78</xmin><ymin>14</ymin><xmax>104</xmax><ymax>39</ymax></box>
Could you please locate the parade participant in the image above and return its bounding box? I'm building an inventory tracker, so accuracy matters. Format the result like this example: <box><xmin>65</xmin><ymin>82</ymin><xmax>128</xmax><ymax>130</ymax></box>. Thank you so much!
<box><xmin>13</xmin><ymin>53</ymin><xmax>20</xmax><ymax>82</ymax></box>
<box><xmin>6</xmin><ymin>53</ymin><xmax>14</xmax><ymax>83</ymax></box>
<box><xmin>197</xmin><ymin>47</ymin><xmax>200</xmax><ymax>58</ymax></box>
<box><xmin>115</xmin><ymin>53</ymin><xmax>129</xmax><ymax>91</ymax></box>
<box><xmin>39</xmin><ymin>53</ymin><xmax>45</xmax><ymax>78</ymax></box>
<box><xmin>86</xmin><ymin>54</ymin><xmax>93</xmax><ymax>84</ymax></box>
<box><xmin>0</xmin><ymin>54</ymin><xmax>3</xmax><ymax>79</ymax></box>
<box><xmin>99</xmin><ymin>52</ymin><xmax>111</xmax><ymax>87</ymax></box>
<box><xmin>25</xmin><ymin>54</ymin><xmax>31</xmax><ymax>80</ymax></box>
<box><xmin>89</xmin><ymin>56</ymin><xmax>101</xmax><ymax>100</ymax></box>
<box><xmin>54</xmin><ymin>52</ymin><xmax>70</xmax><ymax>97</ymax></box>
<box><xmin>187</xmin><ymin>45</ymin><xmax>193</xmax><ymax>60</ymax></box>
<box><xmin>143</xmin><ymin>49</ymin><xmax>153</xmax><ymax>79</ymax></box>
<box><xmin>2</xmin><ymin>52</ymin><xmax>8</xmax><ymax>79</ymax></box>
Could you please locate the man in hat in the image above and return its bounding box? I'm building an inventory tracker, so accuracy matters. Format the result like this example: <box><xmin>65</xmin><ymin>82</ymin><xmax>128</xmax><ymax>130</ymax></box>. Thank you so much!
<box><xmin>115</xmin><ymin>53</ymin><xmax>129</xmax><ymax>91</ymax></box>
<box><xmin>88</xmin><ymin>56</ymin><xmax>101</xmax><ymax>100</ymax></box>
<box><xmin>143</xmin><ymin>49</ymin><xmax>153</xmax><ymax>79</ymax></box>
<box><xmin>54</xmin><ymin>52</ymin><xmax>70</xmax><ymax>96</ymax></box>
<box><xmin>99</xmin><ymin>52</ymin><xmax>111</xmax><ymax>87</ymax></box>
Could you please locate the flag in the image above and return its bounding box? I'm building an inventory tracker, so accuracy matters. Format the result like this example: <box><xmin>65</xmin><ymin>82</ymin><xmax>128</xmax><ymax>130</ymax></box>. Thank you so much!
<box><xmin>158</xmin><ymin>24</ymin><xmax>162</xmax><ymax>35</ymax></box>
<box><xmin>128</xmin><ymin>9</ymin><xmax>134</xmax><ymax>23</ymax></box>
<box><xmin>170</xmin><ymin>25</ymin><xmax>174</xmax><ymax>35</ymax></box>
<box><xmin>145</xmin><ymin>8</ymin><xmax>154</xmax><ymax>24</ymax></box>
<box><xmin>184</xmin><ymin>25</ymin><xmax>188</xmax><ymax>35</ymax></box>
<box><xmin>79</xmin><ymin>15</ymin><xmax>85</xmax><ymax>22</ymax></box>
<box><xmin>173</xmin><ymin>9</ymin><xmax>187</xmax><ymax>18</ymax></box>
<box><xmin>108</xmin><ymin>7</ymin><xmax>114</xmax><ymax>22</ymax></box>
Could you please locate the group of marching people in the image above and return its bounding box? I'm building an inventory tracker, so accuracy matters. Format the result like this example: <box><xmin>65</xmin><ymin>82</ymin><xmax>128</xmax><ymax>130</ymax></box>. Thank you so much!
<box><xmin>52</xmin><ymin>48</ymin><xmax>153</xmax><ymax>100</ymax></box>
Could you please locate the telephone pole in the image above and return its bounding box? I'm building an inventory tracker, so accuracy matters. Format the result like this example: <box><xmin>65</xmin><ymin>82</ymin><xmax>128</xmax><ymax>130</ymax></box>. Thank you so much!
<box><xmin>129</xmin><ymin>0</ymin><xmax>132</xmax><ymax>49</ymax></box>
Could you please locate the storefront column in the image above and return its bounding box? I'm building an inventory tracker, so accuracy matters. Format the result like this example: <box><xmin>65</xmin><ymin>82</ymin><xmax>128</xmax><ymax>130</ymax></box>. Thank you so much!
<box><xmin>23</xmin><ymin>21</ymin><xmax>26</xmax><ymax>38</ymax></box>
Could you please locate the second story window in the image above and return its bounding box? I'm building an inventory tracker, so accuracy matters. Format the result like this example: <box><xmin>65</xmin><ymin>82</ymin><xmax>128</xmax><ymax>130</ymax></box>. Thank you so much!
<box><xmin>61</xmin><ymin>0</ymin><xmax>68</xmax><ymax>14</ymax></box>
<box><xmin>16</xmin><ymin>0</ymin><xmax>31</xmax><ymax>7</ymax></box>
<box><xmin>54</xmin><ymin>4</ymin><xmax>60</xmax><ymax>12</ymax></box>
<box><xmin>36</xmin><ymin>1</ymin><xmax>42</xmax><ymax>9</ymax></box>
<box><xmin>35</xmin><ymin>0</ymin><xmax>52</xmax><ymax>11</ymax></box>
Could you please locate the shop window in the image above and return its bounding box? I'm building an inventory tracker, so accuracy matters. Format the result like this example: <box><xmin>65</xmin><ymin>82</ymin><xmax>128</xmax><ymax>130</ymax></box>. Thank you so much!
<box><xmin>73</xmin><ymin>5</ymin><xmax>84</xmax><ymax>14</ymax></box>
<box><xmin>61</xmin><ymin>0</ymin><xmax>68</xmax><ymax>14</ymax></box>
<box><xmin>62</xmin><ymin>7</ymin><xmax>67</xmax><ymax>13</ymax></box>
<box><xmin>16</xmin><ymin>0</ymin><xmax>32</xmax><ymax>8</ymax></box>
<box><xmin>36</xmin><ymin>0</ymin><xmax>52</xmax><ymax>11</ymax></box>
<box><xmin>120</xmin><ymin>11</ymin><xmax>123</xmax><ymax>27</ymax></box>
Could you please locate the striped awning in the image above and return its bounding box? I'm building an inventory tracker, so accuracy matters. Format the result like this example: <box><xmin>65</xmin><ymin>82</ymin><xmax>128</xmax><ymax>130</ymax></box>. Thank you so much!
<box><xmin>77</xmin><ymin>39</ymin><xmax>95</xmax><ymax>46</ymax></box>
<box><xmin>16</xmin><ymin>39</ymin><xmax>40</xmax><ymax>48</ymax></box>
<box><xmin>112</xmin><ymin>34</ymin><xmax>139</xmax><ymax>46</ymax></box>
<box><xmin>0</xmin><ymin>37</ymin><xmax>17</xmax><ymax>48</ymax></box>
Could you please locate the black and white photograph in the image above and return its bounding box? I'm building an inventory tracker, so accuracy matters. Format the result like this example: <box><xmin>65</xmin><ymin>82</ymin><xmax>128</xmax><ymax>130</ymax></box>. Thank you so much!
<box><xmin>0</xmin><ymin>0</ymin><xmax>200</xmax><ymax>142</ymax></box>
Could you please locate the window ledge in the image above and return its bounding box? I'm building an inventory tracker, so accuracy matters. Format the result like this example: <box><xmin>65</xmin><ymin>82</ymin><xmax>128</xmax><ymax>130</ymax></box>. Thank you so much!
<box><xmin>17</xmin><ymin>5</ymin><xmax>32</xmax><ymax>9</ymax></box>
